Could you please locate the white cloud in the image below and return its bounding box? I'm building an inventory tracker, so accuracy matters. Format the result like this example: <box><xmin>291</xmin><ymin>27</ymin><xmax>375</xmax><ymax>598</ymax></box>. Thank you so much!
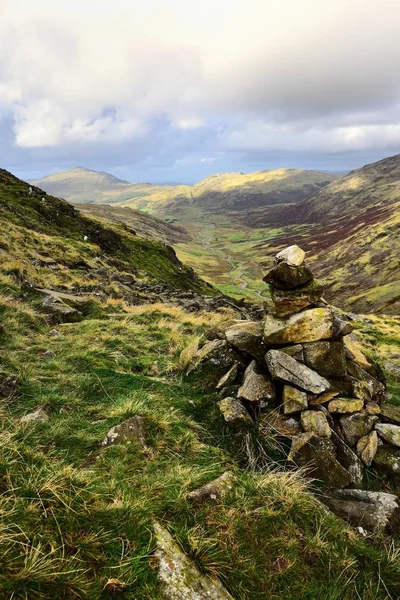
<box><xmin>1</xmin><ymin>0</ymin><xmax>400</xmax><ymax>167</ymax></box>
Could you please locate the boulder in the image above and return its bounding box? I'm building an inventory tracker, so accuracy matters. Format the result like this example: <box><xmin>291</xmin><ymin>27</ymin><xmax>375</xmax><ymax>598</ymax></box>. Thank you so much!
<box><xmin>282</xmin><ymin>385</ymin><xmax>308</xmax><ymax>414</ymax></box>
<box><xmin>356</xmin><ymin>431</ymin><xmax>378</xmax><ymax>466</ymax></box>
<box><xmin>216</xmin><ymin>364</ymin><xmax>239</xmax><ymax>390</ymax></box>
<box><xmin>373</xmin><ymin>446</ymin><xmax>400</xmax><ymax>477</ymax></box>
<box><xmin>154</xmin><ymin>521</ymin><xmax>234</xmax><ymax>600</ymax></box>
<box><xmin>265</xmin><ymin>350</ymin><xmax>330</xmax><ymax>394</ymax></box>
<box><xmin>301</xmin><ymin>410</ymin><xmax>331</xmax><ymax>438</ymax></box>
<box><xmin>263</xmin><ymin>262</ymin><xmax>313</xmax><ymax>289</ymax></box>
<box><xmin>238</xmin><ymin>361</ymin><xmax>275</xmax><ymax>405</ymax></box>
<box><xmin>263</xmin><ymin>308</ymin><xmax>334</xmax><ymax>345</ymax></box>
<box><xmin>323</xmin><ymin>489</ymin><xmax>399</xmax><ymax>534</ymax></box>
<box><xmin>20</xmin><ymin>407</ymin><xmax>49</xmax><ymax>424</ymax></box>
<box><xmin>328</xmin><ymin>398</ymin><xmax>364</xmax><ymax>414</ymax></box>
<box><xmin>224</xmin><ymin>321</ymin><xmax>266</xmax><ymax>362</ymax></box>
<box><xmin>303</xmin><ymin>341</ymin><xmax>347</xmax><ymax>378</ymax></box>
<box><xmin>288</xmin><ymin>433</ymin><xmax>353</xmax><ymax>488</ymax></box>
<box><xmin>218</xmin><ymin>397</ymin><xmax>253</xmax><ymax>426</ymax></box>
<box><xmin>265</xmin><ymin>281</ymin><xmax>325</xmax><ymax>318</ymax></box>
<box><xmin>102</xmin><ymin>416</ymin><xmax>147</xmax><ymax>448</ymax></box>
<box><xmin>275</xmin><ymin>245</ymin><xmax>305</xmax><ymax>266</ymax></box>
<box><xmin>380</xmin><ymin>403</ymin><xmax>400</xmax><ymax>424</ymax></box>
<box><xmin>187</xmin><ymin>471</ymin><xmax>235</xmax><ymax>505</ymax></box>
<box><xmin>375</xmin><ymin>424</ymin><xmax>400</xmax><ymax>447</ymax></box>
<box><xmin>330</xmin><ymin>430</ymin><xmax>364</xmax><ymax>486</ymax></box>
<box><xmin>340</xmin><ymin>413</ymin><xmax>378</xmax><ymax>447</ymax></box>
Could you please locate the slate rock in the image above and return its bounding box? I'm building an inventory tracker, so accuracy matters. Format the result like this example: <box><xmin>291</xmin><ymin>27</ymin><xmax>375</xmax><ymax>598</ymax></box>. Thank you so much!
<box><xmin>265</xmin><ymin>350</ymin><xmax>330</xmax><ymax>394</ymax></box>
<box><xmin>261</xmin><ymin>411</ymin><xmax>301</xmax><ymax>437</ymax></box>
<box><xmin>356</xmin><ymin>431</ymin><xmax>378</xmax><ymax>466</ymax></box>
<box><xmin>188</xmin><ymin>340</ymin><xmax>243</xmax><ymax>375</ymax></box>
<box><xmin>265</xmin><ymin>281</ymin><xmax>325</xmax><ymax>318</ymax></box>
<box><xmin>263</xmin><ymin>308</ymin><xmax>334</xmax><ymax>345</ymax></box>
<box><xmin>323</xmin><ymin>489</ymin><xmax>399</xmax><ymax>534</ymax></box>
<box><xmin>218</xmin><ymin>397</ymin><xmax>253</xmax><ymax>426</ymax></box>
<box><xmin>224</xmin><ymin>320</ymin><xmax>266</xmax><ymax>362</ymax></box>
<box><xmin>301</xmin><ymin>410</ymin><xmax>331</xmax><ymax>438</ymax></box>
<box><xmin>279</xmin><ymin>344</ymin><xmax>304</xmax><ymax>362</ymax></box>
<box><xmin>330</xmin><ymin>430</ymin><xmax>364</xmax><ymax>486</ymax></box>
<box><xmin>365</xmin><ymin>401</ymin><xmax>381</xmax><ymax>415</ymax></box>
<box><xmin>187</xmin><ymin>471</ymin><xmax>235</xmax><ymax>505</ymax></box>
<box><xmin>263</xmin><ymin>262</ymin><xmax>313</xmax><ymax>290</ymax></box>
<box><xmin>216</xmin><ymin>363</ymin><xmax>239</xmax><ymax>390</ymax></box>
<box><xmin>238</xmin><ymin>360</ymin><xmax>275</xmax><ymax>404</ymax></box>
<box><xmin>154</xmin><ymin>521</ymin><xmax>234</xmax><ymax>600</ymax></box>
<box><xmin>375</xmin><ymin>424</ymin><xmax>400</xmax><ymax>447</ymax></box>
<box><xmin>303</xmin><ymin>341</ymin><xmax>347</xmax><ymax>378</ymax></box>
<box><xmin>309</xmin><ymin>390</ymin><xmax>340</xmax><ymax>405</ymax></box>
<box><xmin>282</xmin><ymin>385</ymin><xmax>308</xmax><ymax>414</ymax></box>
<box><xmin>328</xmin><ymin>397</ymin><xmax>364</xmax><ymax>414</ymax></box>
<box><xmin>340</xmin><ymin>413</ymin><xmax>378</xmax><ymax>447</ymax></box>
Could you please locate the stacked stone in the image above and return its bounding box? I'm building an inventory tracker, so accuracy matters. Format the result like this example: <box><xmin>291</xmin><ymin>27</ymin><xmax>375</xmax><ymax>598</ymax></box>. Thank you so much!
<box><xmin>191</xmin><ymin>245</ymin><xmax>400</xmax><ymax>492</ymax></box>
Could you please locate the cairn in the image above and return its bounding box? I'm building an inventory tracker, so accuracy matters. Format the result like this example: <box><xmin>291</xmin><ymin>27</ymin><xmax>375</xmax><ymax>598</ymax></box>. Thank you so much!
<box><xmin>190</xmin><ymin>245</ymin><xmax>400</xmax><ymax>530</ymax></box>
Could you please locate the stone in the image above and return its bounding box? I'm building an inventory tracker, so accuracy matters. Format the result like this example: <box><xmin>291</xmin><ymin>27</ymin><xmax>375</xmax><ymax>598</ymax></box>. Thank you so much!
<box><xmin>373</xmin><ymin>446</ymin><xmax>400</xmax><ymax>477</ymax></box>
<box><xmin>205</xmin><ymin>319</ymin><xmax>237</xmax><ymax>341</ymax></box>
<box><xmin>276</xmin><ymin>245</ymin><xmax>306</xmax><ymax>266</ymax></box>
<box><xmin>380</xmin><ymin>403</ymin><xmax>400</xmax><ymax>424</ymax></box>
<box><xmin>0</xmin><ymin>373</ymin><xmax>18</xmax><ymax>399</ymax></box>
<box><xmin>266</xmin><ymin>281</ymin><xmax>325</xmax><ymax>318</ymax></box>
<box><xmin>332</xmin><ymin>316</ymin><xmax>353</xmax><ymax>338</ymax></box>
<box><xmin>330</xmin><ymin>430</ymin><xmax>364</xmax><ymax>486</ymax></box>
<box><xmin>365</xmin><ymin>402</ymin><xmax>381</xmax><ymax>415</ymax></box>
<box><xmin>154</xmin><ymin>521</ymin><xmax>234</xmax><ymax>600</ymax></box>
<box><xmin>301</xmin><ymin>410</ymin><xmax>331</xmax><ymax>438</ymax></box>
<box><xmin>41</xmin><ymin>295</ymin><xmax>83</xmax><ymax>323</ymax></box>
<box><xmin>265</xmin><ymin>350</ymin><xmax>330</xmax><ymax>394</ymax></box>
<box><xmin>356</xmin><ymin>431</ymin><xmax>378</xmax><ymax>466</ymax></box>
<box><xmin>188</xmin><ymin>340</ymin><xmax>243</xmax><ymax>375</ymax></box>
<box><xmin>263</xmin><ymin>262</ymin><xmax>313</xmax><ymax>289</ymax></box>
<box><xmin>102</xmin><ymin>416</ymin><xmax>147</xmax><ymax>448</ymax></box>
<box><xmin>261</xmin><ymin>411</ymin><xmax>301</xmax><ymax>437</ymax></box>
<box><xmin>375</xmin><ymin>424</ymin><xmax>400</xmax><ymax>447</ymax></box>
<box><xmin>187</xmin><ymin>471</ymin><xmax>235</xmax><ymax>505</ymax></box>
<box><xmin>328</xmin><ymin>398</ymin><xmax>364</xmax><ymax>414</ymax></box>
<box><xmin>303</xmin><ymin>341</ymin><xmax>347</xmax><ymax>378</ymax></box>
<box><xmin>340</xmin><ymin>413</ymin><xmax>378</xmax><ymax>447</ymax></box>
<box><xmin>238</xmin><ymin>361</ymin><xmax>275</xmax><ymax>405</ymax></box>
<box><xmin>343</xmin><ymin>334</ymin><xmax>373</xmax><ymax>372</ymax></box>
<box><xmin>224</xmin><ymin>321</ymin><xmax>266</xmax><ymax>362</ymax></box>
<box><xmin>218</xmin><ymin>397</ymin><xmax>253</xmax><ymax>426</ymax></box>
<box><xmin>279</xmin><ymin>344</ymin><xmax>304</xmax><ymax>362</ymax></box>
<box><xmin>263</xmin><ymin>308</ymin><xmax>334</xmax><ymax>345</ymax></box>
<box><xmin>288</xmin><ymin>433</ymin><xmax>353</xmax><ymax>488</ymax></box>
<box><xmin>323</xmin><ymin>489</ymin><xmax>399</xmax><ymax>534</ymax></box>
<box><xmin>20</xmin><ymin>407</ymin><xmax>49</xmax><ymax>424</ymax></box>
<box><xmin>282</xmin><ymin>385</ymin><xmax>308</xmax><ymax>414</ymax></box>
<box><xmin>348</xmin><ymin>361</ymin><xmax>385</xmax><ymax>401</ymax></box>
<box><xmin>216</xmin><ymin>363</ymin><xmax>239</xmax><ymax>390</ymax></box>
<box><xmin>309</xmin><ymin>390</ymin><xmax>340</xmax><ymax>405</ymax></box>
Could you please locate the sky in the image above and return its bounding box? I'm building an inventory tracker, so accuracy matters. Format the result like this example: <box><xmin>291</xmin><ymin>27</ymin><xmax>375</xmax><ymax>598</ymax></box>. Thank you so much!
<box><xmin>1</xmin><ymin>0</ymin><xmax>400</xmax><ymax>183</ymax></box>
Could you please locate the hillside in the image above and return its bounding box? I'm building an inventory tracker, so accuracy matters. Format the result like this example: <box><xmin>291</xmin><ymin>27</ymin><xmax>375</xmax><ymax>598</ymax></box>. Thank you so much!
<box><xmin>1</xmin><ymin>169</ymin><xmax>400</xmax><ymax>598</ymax></box>
<box><xmin>31</xmin><ymin>167</ymin><xmax>337</xmax><ymax>215</ymax></box>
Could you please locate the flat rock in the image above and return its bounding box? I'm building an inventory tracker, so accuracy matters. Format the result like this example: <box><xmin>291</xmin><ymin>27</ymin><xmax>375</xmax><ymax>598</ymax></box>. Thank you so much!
<box><xmin>288</xmin><ymin>433</ymin><xmax>353</xmax><ymax>488</ymax></box>
<box><xmin>216</xmin><ymin>364</ymin><xmax>239</xmax><ymax>390</ymax></box>
<box><xmin>187</xmin><ymin>471</ymin><xmax>235</xmax><ymax>505</ymax></box>
<box><xmin>263</xmin><ymin>262</ymin><xmax>313</xmax><ymax>290</ymax></box>
<box><xmin>375</xmin><ymin>423</ymin><xmax>400</xmax><ymax>447</ymax></box>
<box><xmin>20</xmin><ymin>407</ymin><xmax>49</xmax><ymax>424</ymax></box>
<box><xmin>323</xmin><ymin>489</ymin><xmax>399</xmax><ymax>533</ymax></box>
<box><xmin>330</xmin><ymin>430</ymin><xmax>364</xmax><ymax>486</ymax></box>
<box><xmin>238</xmin><ymin>360</ymin><xmax>275</xmax><ymax>404</ymax></box>
<box><xmin>380</xmin><ymin>403</ymin><xmax>400</xmax><ymax>424</ymax></box>
<box><xmin>276</xmin><ymin>245</ymin><xmax>305</xmax><ymax>266</ymax></box>
<box><xmin>356</xmin><ymin>431</ymin><xmax>378</xmax><ymax>466</ymax></box>
<box><xmin>154</xmin><ymin>521</ymin><xmax>234</xmax><ymax>600</ymax></box>
<box><xmin>303</xmin><ymin>341</ymin><xmax>347</xmax><ymax>378</ymax></box>
<box><xmin>283</xmin><ymin>385</ymin><xmax>308</xmax><ymax>414</ymax></box>
<box><xmin>328</xmin><ymin>397</ymin><xmax>364</xmax><ymax>414</ymax></box>
<box><xmin>309</xmin><ymin>390</ymin><xmax>340</xmax><ymax>405</ymax></box>
<box><xmin>343</xmin><ymin>335</ymin><xmax>373</xmax><ymax>372</ymax></box>
<box><xmin>301</xmin><ymin>410</ymin><xmax>331</xmax><ymax>438</ymax></box>
<box><xmin>102</xmin><ymin>416</ymin><xmax>147</xmax><ymax>448</ymax></box>
<box><xmin>279</xmin><ymin>344</ymin><xmax>304</xmax><ymax>361</ymax></box>
<box><xmin>340</xmin><ymin>413</ymin><xmax>378</xmax><ymax>447</ymax></box>
<box><xmin>224</xmin><ymin>320</ymin><xmax>266</xmax><ymax>362</ymax></box>
<box><xmin>265</xmin><ymin>350</ymin><xmax>330</xmax><ymax>394</ymax></box>
<box><xmin>218</xmin><ymin>397</ymin><xmax>253</xmax><ymax>426</ymax></box>
<box><xmin>263</xmin><ymin>308</ymin><xmax>334</xmax><ymax>345</ymax></box>
<box><xmin>266</xmin><ymin>281</ymin><xmax>325</xmax><ymax>318</ymax></box>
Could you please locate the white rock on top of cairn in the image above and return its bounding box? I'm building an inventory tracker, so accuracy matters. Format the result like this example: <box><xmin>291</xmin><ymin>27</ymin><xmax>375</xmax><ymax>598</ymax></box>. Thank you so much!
<box><xmin>276</xmin><ymin>245</ymin><xmax>305</xmax><ymax>266</ymax></box>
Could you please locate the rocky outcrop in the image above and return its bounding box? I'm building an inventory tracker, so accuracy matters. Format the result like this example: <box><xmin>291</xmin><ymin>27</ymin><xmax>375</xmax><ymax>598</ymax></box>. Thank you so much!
<box><xmin>189</xmin><ymin>245</ymin><xmax>399</xmax><ymax>511</ymax></box>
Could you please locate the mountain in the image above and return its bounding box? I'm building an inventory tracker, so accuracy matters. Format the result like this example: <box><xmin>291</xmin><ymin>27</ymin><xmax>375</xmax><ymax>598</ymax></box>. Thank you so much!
<box><xmin>31</xmin><ymin>166</ymin><xmax>338</xmax><ymax>215</ymax></box>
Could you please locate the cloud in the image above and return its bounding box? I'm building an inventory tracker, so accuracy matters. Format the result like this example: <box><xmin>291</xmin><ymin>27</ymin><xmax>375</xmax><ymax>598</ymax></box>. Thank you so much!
<box><xmin>1</xmin><ymin>0</ymin><xmax>400</xmax><ymax>179</ymax></box>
